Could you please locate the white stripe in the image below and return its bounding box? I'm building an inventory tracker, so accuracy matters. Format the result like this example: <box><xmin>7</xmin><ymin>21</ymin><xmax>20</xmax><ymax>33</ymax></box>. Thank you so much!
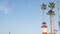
<box><xmin>42</xmin><ymin>28</ymin><xmax>47</xmax><ymax>32</ymax></box>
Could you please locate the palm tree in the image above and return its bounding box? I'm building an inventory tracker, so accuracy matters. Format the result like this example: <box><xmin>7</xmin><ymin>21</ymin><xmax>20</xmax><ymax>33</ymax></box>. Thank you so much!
<box><xmin>48</xmin><ymin>2</ymin><xmax>55</xmax><ymax>9</ymax></box>
<box><xmin>48</xmin><ymin>2</ymin><xmax>55</xmax><ymax>34</ymax></box>
<box><xmin>47</xmin><ymin>10</ymin><xmax>55</xmax><ymax>34</ymax></box>
<box><xmin>41</xmin><ymin>3</ymin><xmax>46</xmax><ymax>22</ymax></box>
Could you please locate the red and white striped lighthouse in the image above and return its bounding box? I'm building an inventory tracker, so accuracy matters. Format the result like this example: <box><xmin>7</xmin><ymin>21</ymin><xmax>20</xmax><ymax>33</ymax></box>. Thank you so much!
<box><xmin>41</xmin><ymin>22</ymin><xmax>47</xmax><ymax>34</ymax></box>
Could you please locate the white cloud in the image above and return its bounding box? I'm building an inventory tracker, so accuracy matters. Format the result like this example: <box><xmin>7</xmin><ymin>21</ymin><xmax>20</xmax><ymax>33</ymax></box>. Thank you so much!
<box><xmin>0</xmin><ymin>0</ymin><xmax>10</xmax><ymax>14</ymax></box>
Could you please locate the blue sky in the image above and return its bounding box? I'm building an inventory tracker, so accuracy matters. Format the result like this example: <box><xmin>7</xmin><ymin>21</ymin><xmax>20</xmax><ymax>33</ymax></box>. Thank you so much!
<box><xmin>0</xmin><ymin>0</ymin><xmax>59</xmax><ymax>34</ymax></box>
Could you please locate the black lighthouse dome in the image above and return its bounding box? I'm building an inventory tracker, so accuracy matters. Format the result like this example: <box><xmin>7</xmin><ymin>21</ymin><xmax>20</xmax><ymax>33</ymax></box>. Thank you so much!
<box><xmin>42</xmin><ymin>22</ymin><xmax>46</xmax><ymax>24</ymax></box>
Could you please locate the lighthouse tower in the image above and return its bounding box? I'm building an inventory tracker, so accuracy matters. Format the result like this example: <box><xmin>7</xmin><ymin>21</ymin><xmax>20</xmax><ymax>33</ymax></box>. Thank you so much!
<box><xmin>41</xmin><ymin>22</ymin><xmax>47</xmax><ymax>34</ymax></box>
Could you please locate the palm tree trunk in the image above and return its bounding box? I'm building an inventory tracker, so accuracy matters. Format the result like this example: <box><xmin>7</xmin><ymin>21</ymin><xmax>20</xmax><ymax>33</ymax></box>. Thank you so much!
<box><xmin>58</xmin><ymin>8</ymin><xmax>60</xmax><ymax>33</ymax></box>
<box><xmin>50</xmin><ymin>15</ymin><xmax>52</xmax><ymax>34</ymax></box>
<box><xmin>58</xmin><ymin>0</ymin><xmax>60</xmax><ymax>32</ymax></box>
<box><xmin>53</xmin><ymin>16</ymin><xmax>54</xmax><ymax>34</ymax></box>
<box><xmin>42</xmin><ymin>10</ymin><xmax>44</xmax><ymax>22</ymax></box>
<box><xmin>59</xmin><ymin>21</ymin><xmax>60</xmax><ymax>31</ymax></box>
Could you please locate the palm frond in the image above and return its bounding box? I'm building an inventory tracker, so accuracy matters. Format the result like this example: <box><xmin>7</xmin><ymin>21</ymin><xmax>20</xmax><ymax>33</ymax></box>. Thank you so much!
<box><xmin>41</xmin><ymin>3</ymin><xmax>46</xmax><ymax>10</ymax></box>
<box><xmin>48</xmin><ymin>2</ymin><xmax>55</xmax><ymax>9</ymax></box>
<box><xmin>47</xmin><ymin>10</ymin><xmax>55</xmax><ymax>15</ymax></box>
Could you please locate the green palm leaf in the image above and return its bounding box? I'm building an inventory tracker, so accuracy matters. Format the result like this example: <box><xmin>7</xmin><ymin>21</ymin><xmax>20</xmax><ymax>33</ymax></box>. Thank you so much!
<box><xmin>48</xmin><ymin>2</ymin><xmax>55</xmax><ymax>9</ymax></box>
<box><xmin>41</xmin><ymin>3</ymin><xmax>46</xmax><ymax>10</ymax></box>
<box><xmin>47</xmin><ymin>10</ymin><xmax>55</xmax><ymax>15</ymax></box>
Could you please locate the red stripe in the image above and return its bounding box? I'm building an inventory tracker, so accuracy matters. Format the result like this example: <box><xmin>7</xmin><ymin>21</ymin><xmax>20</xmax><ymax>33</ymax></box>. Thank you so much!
<box><xmin>41</xmin><ymin>26</ymin><xmax>47</xmax><ymax>28</ymax></box>
<box><xmin>42</xmin><ymin>32</ymin><xmax>47</xmax><ymax>34</ymax></box>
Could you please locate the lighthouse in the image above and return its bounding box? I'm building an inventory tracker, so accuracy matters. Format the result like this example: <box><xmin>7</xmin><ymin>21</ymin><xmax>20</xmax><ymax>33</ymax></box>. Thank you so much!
<box><xmin>41</xmin><ymin>22</ymin><xmax>47</xmax><ymax>34</ymax></box>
